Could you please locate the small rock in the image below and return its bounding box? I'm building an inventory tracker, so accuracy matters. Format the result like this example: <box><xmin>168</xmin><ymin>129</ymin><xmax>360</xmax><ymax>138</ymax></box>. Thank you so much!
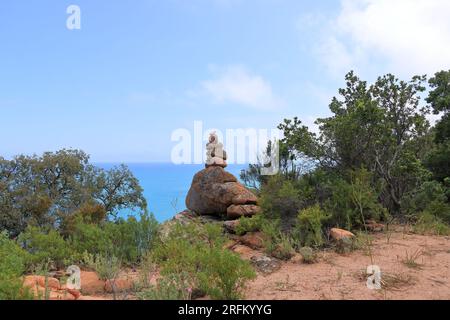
<box><xmin>250</xmin><ymin>255</ymin><xmax>281</xmax><ymax>275</ymax></box>
<box><xmin>365</xmin><ymin>220</ymin><xmax>385</xmax><ymax>232</ymax></box>
<box><xmin>23</xmin><ymin>275</ymin><xmax>60</xmax><ymax>290</ymax></box>
<box><xmin>223</xmin><ymin>220</ymin><xmax>240</xmax><ymax>233</ymax></box>
<box><xmin>238</xmin><ymin>232</ymin><xmax>265</xmax><ymax>249</ymax></box>
<box><xmin>330</xmin><ymin>228</ymin><xmax>355</xmax><ymax>241</ymax></box>
<box><xmin>66</xmin><ymin>288</ymin><xmax>81</xmax><ymax>300</ymax></box>
<box><xmin>289</xmin><ymin>253</ymin><xmax>304</xmax><ymax>264</ymax></box>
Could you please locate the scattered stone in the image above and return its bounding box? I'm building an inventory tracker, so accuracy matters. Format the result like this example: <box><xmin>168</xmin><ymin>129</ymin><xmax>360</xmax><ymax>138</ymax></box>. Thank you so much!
<box><xmin>23</xmin><ymin>275</ymin><xmax>61</xmax><ymax>290</ymax></box>
<box><xmin>23</xmin><ymin>275</ymin><xmax>80</xmax><ymax>300</ymax></box>
<box><xmin>289</xmin><ymin>253</ymin><xmax>304</xmax><ymax>264</ymax></box>
<box><xmin>250</xmin><ymin>255</ymin><xmax>281</xmax><ymax>275</ymax></box>
<box><xmin>330</xmin><ymin>228</ymin><xmax>355</xmax><ymax>241</ymax></box>
<box><xmin>238</xmin><ymin>232</ymin><xmax>266</xmax><ymax>249</ymax></box>
<box><xmin>227</xmin><ymin>204</ymin><xmax>261</xmax><ymax>219</ymax></box>
<box><xmin>223</xmin><ymin>220</ymin><xmax>240</xmax><ymax>233</ymax></box>
<box><xmin>365</xmin><ymin>219</ymin><xmax>385</xmax><ymax>232</ymax></box>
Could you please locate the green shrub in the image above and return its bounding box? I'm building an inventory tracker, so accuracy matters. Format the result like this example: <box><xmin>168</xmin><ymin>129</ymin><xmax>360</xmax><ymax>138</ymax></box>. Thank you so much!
<box><xmin>413</xmin><ymin>212</ymin><xmax>450</xmax><ymax>236</ymax></box>
<box><xmin>69</xmin><ymin>219</ymin><xmax>112</xmax><ymax>259</ymax></box>
<box><xmin>151</xmin><ymin>222</ymin><xmax>255</xmax><ymax>300</ymax></box>
<box><xmin>260</xmin><ymin>219</ymin><xmax>295</xmax><ymax>260</ymax></box>
<box><xmin>294</xmin><ymin>205</ymin><xmax>329</xmax><ymax>248</ymax></box>
<box><xmin>235</xmin><ymin>215</ymin><xmax>263</xmax><ymax>236</ymax></box>
<box><xmin>405</xmin><ymin>181</ymin><xmax>450</xmax><ymax>224</ymax></box>
<box><xmin>82</xmin><ymin>252</ymin><xmax>121</xmax><ymax>300</ymax></box>
<box><xmin>18</xmin><ymin>226</ymin><xmax>73</xmax><ymax>270</ymax></box>
<box><xmin>259</xmin><ymin>175</ymin><xmax>303</xmax><ymax>229</ymax></box>
<box><xmin>198</xmin><ymin>247</ymin><xmax>256</xmax><ymax>300</ymax></box>
<box><xmin>70</xmin><ymin>212</ymin><xmax>159</xmax><ymax>264</ymax></box>
<box><xmin>138</xmin><ymin>272</ymin><xmax>193</xmax><ymax>300</ymax></box>
<box><xmin>0</xmin><ymin>231</ymin><xmax>33</xmax><ymax>300</ymax></box>
<box><xmin>298</xmin><ymin>246</ymin><xmax>316</xmax><ymax>264</ymax></box>
<box><xmin>326</xmin><ymin>169</ymin><xmax>388</xmax><ymax>230</ymax></box>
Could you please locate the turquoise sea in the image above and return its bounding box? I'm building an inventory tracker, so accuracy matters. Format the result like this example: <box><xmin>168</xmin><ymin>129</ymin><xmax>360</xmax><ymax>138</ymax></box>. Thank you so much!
<box><xmin>97</xmin><ymin>163</ymin><xmax>249</xmax><ymax>222</ymax></box>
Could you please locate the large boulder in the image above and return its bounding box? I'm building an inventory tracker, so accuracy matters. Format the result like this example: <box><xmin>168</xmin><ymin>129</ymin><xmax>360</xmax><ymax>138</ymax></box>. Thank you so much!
<box><xmin>186</xmin><ymin>166</ymin><xmax>258</xmax><ymax>216</ymax></box>
<box><xmin>227</xmin><ymin>205</ymin><xmax>261</xmax><ymax>219</ymax></box>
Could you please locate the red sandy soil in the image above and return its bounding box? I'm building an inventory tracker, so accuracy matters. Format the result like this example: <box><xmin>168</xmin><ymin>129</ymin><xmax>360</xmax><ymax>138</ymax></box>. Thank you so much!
<box><xmin>243</xmin><ymin>229</ymin><xmax>450</xmax><ymax>300</ymax></box>
<box><xmin>64</xmin><ymin>227</ymin><xmax>450</xmax><ymax>300</ymax></box>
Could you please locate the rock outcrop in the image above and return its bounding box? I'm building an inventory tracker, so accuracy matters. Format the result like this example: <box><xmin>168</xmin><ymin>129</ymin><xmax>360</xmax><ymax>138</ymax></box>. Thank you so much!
<box><xmin>23</xmin><ymin>275</ymin><xmax>81</xmax><ymax>300</ymax></box>
<box><xmin>185</xmin><ymin>166</ymin><xmax>259</xmax><ymax>219</ymax></box>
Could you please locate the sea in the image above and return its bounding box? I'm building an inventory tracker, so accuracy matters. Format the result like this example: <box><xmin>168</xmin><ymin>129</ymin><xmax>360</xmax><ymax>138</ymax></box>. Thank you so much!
<box><xmin>97</xmin><ymin>163</ymin><xmax>249</xmax><ymax>222</ymax></box>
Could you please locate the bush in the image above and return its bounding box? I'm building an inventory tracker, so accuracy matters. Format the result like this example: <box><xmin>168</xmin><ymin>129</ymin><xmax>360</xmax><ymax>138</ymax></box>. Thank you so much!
<box><xmin>69</xmin><ymin>219</ymin><xmax>112</xmax><ymax>259</ymax></box>
<box><xmin>235</xmin><ymin>215</ymin><xmax>264</xmax><ymax>236</ymax></box>
<box><xmin>138</xmin><ymin>272</ymin><xmax>192</xmax><ymax>300</ymax></box>
<box><xmin>294</xmin><ymin>205</ymin><xmax>329</xmax><ymax>248</ymax></box>
<box><xmin>260</xmin><ymin>219</ymin><xmax>295</xmax><ymax>260</ymax></box>
<box><xmin>18</xmin><ymin>226</ymin><xmax>73</xmax><ymax>270</ymax></box>
<box><xmin>326</xmin><ymin>169</ymin><xmax>388</xmax><ymax>230</ymax></box>
<box><xmin>151</xmin><ymin>222</ymin><xmax>255</xmax><ymax>300</ymax></box>
<box><xmin>259</xmin><ymin>175</ymin><xmax>303</xmax><ymax>230</ymax></box>
<box><xmin>405</xmin><ymin>181</ymin><xmax>450</xmax><ymax>224</ymax></box>
<box><xmin>198</xmin><ymin>247</ymin><xmax>256</xmax><ymax>300</ymax></box>
<box><xmin>70</xmin><ymin>212</ymin><xmax>159</xmax><ymax>264</ymax></box>
<box><xmin>0</xmin><ymin>231</ymin><xmax>33</xmax><ymax>300</ymax></box>
<box><xmin>82</xmin><ymin>252</ymin><xmax>121</xmax><ymax>299</ymax></box>
<box><xmin>413</xmin><ymin>212</ymin><xmax>450</xmax><ymax>236</ymax></box>
<box><xmin>298</xmin><ymin>246</ymin><xmax>316</xmax><ymax>264</ymax></box>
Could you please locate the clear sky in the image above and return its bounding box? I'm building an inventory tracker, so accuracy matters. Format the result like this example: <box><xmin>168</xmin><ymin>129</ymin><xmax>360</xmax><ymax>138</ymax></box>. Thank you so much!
<box><xmin>1</xmin><ymin>0</ymin><xmax>449</xmax><ymax>162</ymax></box>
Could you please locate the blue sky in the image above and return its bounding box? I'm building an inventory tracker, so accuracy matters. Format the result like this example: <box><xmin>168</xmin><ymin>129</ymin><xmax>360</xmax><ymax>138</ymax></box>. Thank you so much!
<box><xmin>1</xmin><ymin>0</ymin><xmax>449</xmax><ymax>162</ymax></box>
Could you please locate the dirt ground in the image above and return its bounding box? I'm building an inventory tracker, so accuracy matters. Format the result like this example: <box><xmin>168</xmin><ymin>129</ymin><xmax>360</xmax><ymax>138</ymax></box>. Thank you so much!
<box><xmin>73</xmin><ymin>227</ymin><xmax>450</xmax><ymax>300</ymax></box>
<box><xmin>243</xmin><ymin>229</ymin><xmax>450</xmax><ymax>300</ymax></box>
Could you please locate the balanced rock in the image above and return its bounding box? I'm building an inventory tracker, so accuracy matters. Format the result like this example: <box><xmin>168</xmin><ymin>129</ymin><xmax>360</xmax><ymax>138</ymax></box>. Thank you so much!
<box><xmin>206</xmin><ymin>132</ymin><xmax>228</xmax><ymax>168</ymax></box>
<box><xmin>186</xmin><ymin>166</ymin><xmax>258</xmax><ymax>216</ymax></box>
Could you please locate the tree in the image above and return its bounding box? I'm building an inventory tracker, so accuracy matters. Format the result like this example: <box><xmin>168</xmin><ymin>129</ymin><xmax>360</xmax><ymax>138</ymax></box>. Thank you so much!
<box><xmin>0</xmin><ymin>150</ymin><xmax>147</xmax><ymax>236</ymax></box>
<box><xmin>426</xmin><ymin>70</ymin><xmax>450</xmax><ymax>183</ymax></box>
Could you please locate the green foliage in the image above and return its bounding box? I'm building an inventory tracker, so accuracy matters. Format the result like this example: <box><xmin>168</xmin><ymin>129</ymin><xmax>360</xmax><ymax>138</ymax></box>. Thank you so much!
<box><xmin>427</xmin><ymin>70</ymin><xmax>450</xmax><ymax>114</ymax></box>
<box><xmin>426</xmin><ymin>140</ymin><xmax>450</xmax><ymax>182</ymax></box>
<box><xmin>198</xmin><ymin>246</ymin><xmax>256</xmax><ymax>300</ymax></box>
<box><xmin>235</xmin><ymin>215</ymin><xmax>263</xmax><ymax>236</ymax></box>
<box><xmin>69</xmin><ymin>218</ymin><xmax>113</xmax><ymax>259</ymax></box>
<box><xmin>18</xmin><ymin>226</ymin><xmax>72</xmax><ymax>270</ymax></box>
<box><xmin>298</xmin><ymin>246</ymin><xmax>316</xmax><ymax>264</ymax></box>
<box><xmin>413</xmin><ymin>212</ymin><xmax>450</xmax><ymax>236</ymax></box>
<box><xmin>82</xmin><ymin>252</ymin><xmax>121</xmax><ymax>300</ymax></box>
<box><xmin>0</xmin><ymin>149</ymin><xmax>147</xmax><ymax>236</ymax></box>
<box><xmin>326</xmin><ymin>169</ymin><xmax>388</xmax><ymax>229</ymax></box>
<box><xmin>138</xmin><ymin>272</ymin><xmax>192</xmax><ymax>300</ymax></box>
<box><xmin>83</xmin><ymin>252</ymin><xmax>121</xmax><ymax>281</ymax></box>
<box><xmin>294</xmin><ymin>205</ymin><xmax>329</xmax><ymax>248</ymax></box>
<box><xmin>259</xmin><ymin>175</ymin><xmax>303</xmax><ymax>229</ymax></box>
<box><xmin>0</xmin><ymin>231</ymin><xmax>32</xmax><ymax>300</ymax></box>
<box><xmin>70</xmin><ymin>212</ymin><xmax>159</xmax><ymax>265</ymax></box>
<box><xmin>426</xmin><ymin>70</ymin><xmax>450</xmax><ymax>182</ymax></box>
<box><xmin>152</xmin><ymin>222</ymin><xmax>255</xmax><ymax>300</ymax></box>
<box><xmin>260</xmin><ymin>219</ymin><xmax>295</xmax><ymax>260</ymax></box>
<box><xmin>405</xmin><ymin>181</ymin><xmax>450</xmax><ymax>224</ymax></box>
